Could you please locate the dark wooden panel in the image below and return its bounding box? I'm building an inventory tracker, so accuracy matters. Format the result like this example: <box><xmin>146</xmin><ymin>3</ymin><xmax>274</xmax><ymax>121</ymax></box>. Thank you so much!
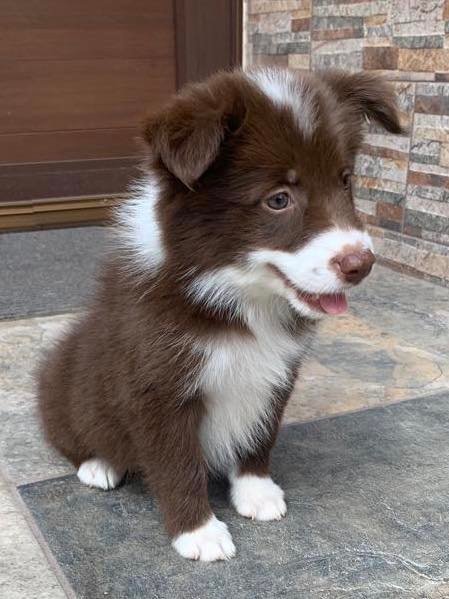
<box><xmin>0</xmin><ymin>59</ymin><xmax>175</xmax><ymax>134</ymax></box>
<box><xmin>0</xmin><ymin>0</ymin><xmax>166</xmax><ymax>21</ymax></box>
<box><xmin>174</xmin><ymin>0</ymin><xmax>243</xmax><ymax>87</ymax></box>
<box><xmin>0</xmin><ymin>0</ymin><xmax>244</xmax><ymax>228</ymax></box>
<box><xmin>0</xmin><ymin>0</ymin><xmax>175</xmax><ymax>206</ymax></box>
<box><xmin>0</xmin><ymin>158</ymin><xmax>139</xmax><ymax>202</ymax></box>
<box><xmin>0</xmin><ymin>0</ymin><xmax>171</xmax><ymax>24</ymax></box>
<box><xmin>1</xmin><ymin>0</ymin><xmax>173</xmax><ymax>60</ymax></box>
<box><xmin>0</xmin><ymin>129</ymin><xmax>142</xmax><ymax>165</ymax></box>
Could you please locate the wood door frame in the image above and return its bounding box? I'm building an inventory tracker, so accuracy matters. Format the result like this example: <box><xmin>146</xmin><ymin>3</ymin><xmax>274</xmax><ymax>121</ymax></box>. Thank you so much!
<box><xmin>0</xmin><ymin>0</ymin><xmax>243</xmax><ymax>232</ymax></box>
<box><xmin>0</xmin><ymin>195</ymin><xmax>124</xmax><ymax>232</ymax></box>
<box><xmin>174</xmin><ymin>0</ymin><xmax>242</xmax><ymax>88</ymax></box>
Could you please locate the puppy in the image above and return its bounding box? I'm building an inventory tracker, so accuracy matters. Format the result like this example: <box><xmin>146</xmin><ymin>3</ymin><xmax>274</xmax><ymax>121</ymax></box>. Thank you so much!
<box><xmin>38</xmin><ymin>68</ymin><xmax>403</xmax><ymax>561</ymax></box>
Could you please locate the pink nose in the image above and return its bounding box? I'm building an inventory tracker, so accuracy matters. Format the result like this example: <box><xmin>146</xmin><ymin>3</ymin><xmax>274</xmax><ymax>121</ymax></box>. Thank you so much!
<box><xmin>333</xmin><ymin>250</ymin><xmax>376</xmax><ymax>284</ymax></box>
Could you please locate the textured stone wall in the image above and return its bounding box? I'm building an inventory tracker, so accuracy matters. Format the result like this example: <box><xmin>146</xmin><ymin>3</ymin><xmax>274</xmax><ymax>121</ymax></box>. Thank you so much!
<box><xmin>245</xmin><ymin>0</ymin><xmax>449</xmax><ymax>286</ymax></box>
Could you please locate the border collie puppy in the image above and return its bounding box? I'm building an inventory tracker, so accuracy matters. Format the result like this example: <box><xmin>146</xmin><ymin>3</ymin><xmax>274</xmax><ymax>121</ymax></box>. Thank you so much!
<box><xmin>38</xmin><ymin>68</ymin><xmax>403</xmax><ymax>561</ymax></box>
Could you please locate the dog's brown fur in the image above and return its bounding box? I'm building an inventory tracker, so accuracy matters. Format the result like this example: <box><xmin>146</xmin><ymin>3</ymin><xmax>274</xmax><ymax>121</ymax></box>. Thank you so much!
<box><xmin>38</xmin><ymin>68</ymin><xmax>403</xmax><ymax>541</ymax></box>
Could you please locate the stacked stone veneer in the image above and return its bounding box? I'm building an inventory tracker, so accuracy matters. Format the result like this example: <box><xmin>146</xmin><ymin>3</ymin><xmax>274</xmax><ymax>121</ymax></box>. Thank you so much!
<box><xmin>245</xmin><ymin>0</ymin><xmax>449</xmax><ymax>286</ymax></box>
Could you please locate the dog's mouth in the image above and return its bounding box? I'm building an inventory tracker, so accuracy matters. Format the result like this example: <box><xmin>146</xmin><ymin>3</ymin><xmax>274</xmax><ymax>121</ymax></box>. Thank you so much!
<box><xmin>269</xmin><ymin>265</ymin><xmax>348</xmax><ymax>316</ymax></box>
<box><xmin>297</xmin><ymin>291</ymin><xmax>348</xmax><ymax>315</ymax></box>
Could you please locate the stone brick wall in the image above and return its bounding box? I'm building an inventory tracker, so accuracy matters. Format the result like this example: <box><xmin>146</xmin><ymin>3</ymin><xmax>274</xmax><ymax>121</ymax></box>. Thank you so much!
<box><xmin>244</xmin><ymin>0</ymin><xmax>449</xmax><ymax>286</ymax></box>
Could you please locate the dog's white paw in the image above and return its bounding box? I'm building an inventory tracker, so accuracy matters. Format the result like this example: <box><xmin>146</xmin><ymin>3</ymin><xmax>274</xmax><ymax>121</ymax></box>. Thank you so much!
<box><xmin>230</xmin><ymin>474</ymin><xmax>287</xmax><ymax>521</ymax></box>
<box><xmin>172</xmin><ymin>515</ymin><xmax>236</xmax><ymax>561</ymax></box>
<box><xmin>77</xmin><ymin>458</ymin><xmax>124</xmax><ymax>490</ymax></box>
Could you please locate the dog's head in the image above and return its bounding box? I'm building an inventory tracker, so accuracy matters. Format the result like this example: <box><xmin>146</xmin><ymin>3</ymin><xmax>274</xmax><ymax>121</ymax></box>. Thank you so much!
<box><xmin>137</xmin><ymin>68</ymin><xmax>403</xmax><ymax>321</ymax></box>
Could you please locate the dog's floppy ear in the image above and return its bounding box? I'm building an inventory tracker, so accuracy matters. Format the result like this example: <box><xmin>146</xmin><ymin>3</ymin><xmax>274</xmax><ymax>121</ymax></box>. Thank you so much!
<box><xmin>322</xmin><ymin>71</ymin><xmax>405</xmax><ymax>134</ymax></box>
<box><xmin>143</xmin><ymin>78</ymin><xmax>246</xmax><ymax>189</ymax></box>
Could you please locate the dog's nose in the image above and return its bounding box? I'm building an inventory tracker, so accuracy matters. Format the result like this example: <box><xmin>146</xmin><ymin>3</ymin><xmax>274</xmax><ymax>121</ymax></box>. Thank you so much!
<box><xmin>333</xmin><ymin>250</ymin><xmax>376</xmax><ymax>284</ymax></box>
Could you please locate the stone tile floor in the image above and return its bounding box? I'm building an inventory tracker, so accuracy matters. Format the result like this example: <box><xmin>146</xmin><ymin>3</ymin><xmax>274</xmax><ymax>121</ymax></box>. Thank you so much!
<box><xmin>1</xmin><ymin>265</ymin><xmax>449</xmax><ymax>598</ymax></box>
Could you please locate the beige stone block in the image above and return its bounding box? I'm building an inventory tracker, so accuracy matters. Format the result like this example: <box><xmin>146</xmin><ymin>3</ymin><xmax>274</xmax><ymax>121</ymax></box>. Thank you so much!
<box><xmin>355</xmin><ymin>175</ymin><xmax>406</xmax><ymax>195</ymax></box>
<box><xmin>392</xmin><ymin>0</ymin><xmax>445</xmax><ymax>25</ymax></box>
<box><xmin>312</xmin><ymin>38</ymin><xmax>364</xmax><ymax>54</ymax></box>
<box><xmin>364</xmin><ymin>38</ymin><xmax>393</xmax><ymax>47</ymax></box>
<box><xmin>365</xmin><ymin>132</ymin><xmax>410</xmax><ymax>153</ymax></box>
<box><xmin>414</xmin><ymin>113</ymin><xmax>449</xmax><ymax>130</ymax></box>
<box><xmin>421</xmin><ymin>229</ymin><xmax>449</xmax><ymax>245</ymax></box>
<box><xmin>355</xmin><ymin>154</ymin><xmax>408</xmax><ymax>184</ymax></box>
<box><xmin>249</xmin><ymin>10</ymin><xmax>291</xmax><ymax>33</ymax></box>
<box><xmin>409</xmin><ymin>160</ymin><xmax>449</xmax><ymax>177</ymax></box>
<box><xmin>365</xmin><ymin>69</ymin><xmax>435</xmax><ymax>82</ymax></box>
<box><xmin>398</xmin><ymin>49</ymin><xmax>449</xmax><ymax>72</ymax></box>
<box><xmin>440</xmin><ymin>143</ymin><xmax>449</xmax><ymax>167</ymax></box>
<box><xmin>414</xmin><ymin>127</ymin><xmax>449</xmax><ymax>143</ymax></box>
<box><xmin>288</xmin><ymin>53</ymin><xmax>310</xmax><ymax>70</ymax></box>
<box><xmin>393</xmin><ymin>21</ymin><xmax>445</xmax><ymax>38</ymax></box>
<box><xmin>249</xmin><ymin>0</ymin><xmax>307</xmax><ymax>14</ymax></box>
<box><xmin>408</xmin><ymin>183</ymin><xmax>446</xmax><ymax>203</ymax></box>
<box><xmin>314</xmin><ymin>0</ymin><xmax>389</xmax><ymax>17</ymax></box>
<box><xmin>355</xmin><ymin>198</ymin><xmax>377</xmax><ymax>216</ymax></box>
<box><xmin>291</xmin><ymin>9</ymin><xmax>311</xmax><ymax>19</ymax></box>
<box><xmin>406</xmin><ymin>196</ymin><xmax>449</xmax><ymax>217</ymax></box>
<box><xmin>444</xmin><ymin>0</ymin><xmax>449</xmax><ymax>19</ymax></box>
<box><xmin>416</xmin><ymin>82</ymin><xmax>449</xmax><ymax>96</ymax></box>
<box><xmin>365</xmin><ymin>14</ymin><xmax>388</xmax><ymax>26</ymax></box>
<box><xmin>375</xmin><ymin>236</ymin><xmax>449</xmax><ymax>281</ymax></box>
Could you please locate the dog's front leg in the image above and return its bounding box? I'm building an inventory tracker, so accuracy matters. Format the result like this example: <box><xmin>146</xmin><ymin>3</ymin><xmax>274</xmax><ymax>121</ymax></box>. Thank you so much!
<box><xmin>137</xmin><ymin>396</ymin><xmax>235</xmax><ymax>561</ymax></box>
<box><xmin>229</xmin><ymin>402</ymin><xmax>287</xmax><ymax>522</ymax></box>
<box><xmin>230</xmin><ymin>449</ymin><xmax>287</xmax><ymax>522</ymax></box>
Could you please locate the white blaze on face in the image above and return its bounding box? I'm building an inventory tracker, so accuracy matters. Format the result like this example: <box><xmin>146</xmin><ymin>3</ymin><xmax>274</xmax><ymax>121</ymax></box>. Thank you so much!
<box><xmin>248</xmin><ymin>227</ymin><xmax>374</xmax><ymax>319</ymax></box>
<box><xmin>246</xmin><ymin>67</ymin><xmax>316</xmax><ymax>138</ymax></box>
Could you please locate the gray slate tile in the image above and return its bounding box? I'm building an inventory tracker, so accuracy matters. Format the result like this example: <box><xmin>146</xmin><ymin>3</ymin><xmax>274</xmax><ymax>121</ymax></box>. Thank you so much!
<box><xmin>20</xmin><ymin>393</ymin><xmax>449</xmax><ymax>599</ymax></box>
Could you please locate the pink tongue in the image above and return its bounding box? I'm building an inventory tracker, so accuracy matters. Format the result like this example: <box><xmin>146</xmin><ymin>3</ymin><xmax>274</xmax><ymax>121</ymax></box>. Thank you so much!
<box><xmin>318</xmin><ymin>293</ymin><xmax>348</xmax><ymax>315</ymax></box>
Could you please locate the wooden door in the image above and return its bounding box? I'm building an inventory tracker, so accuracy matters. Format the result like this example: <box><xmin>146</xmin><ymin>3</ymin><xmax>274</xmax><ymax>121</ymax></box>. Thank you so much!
<box><xmin>0</xmin><ymin>0</ymin><xmax>242</xmax><ymax>230</ymax></box>
<box><xmin>0</xmin><ymin>0</ymin><xmax>177</xmax><ymax>229</ymax></box>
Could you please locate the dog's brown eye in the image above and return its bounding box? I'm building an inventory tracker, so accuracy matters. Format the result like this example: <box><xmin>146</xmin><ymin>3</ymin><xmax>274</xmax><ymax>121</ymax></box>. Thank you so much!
<box><xmin>342</xmin><ymin>169</ymin><xmax>352</xmax><ymax>190</ymax></box>
<box><xmin>266</xmin><ymin>192</ymin><xmax>290</xmax><ymax>211</ymax></box>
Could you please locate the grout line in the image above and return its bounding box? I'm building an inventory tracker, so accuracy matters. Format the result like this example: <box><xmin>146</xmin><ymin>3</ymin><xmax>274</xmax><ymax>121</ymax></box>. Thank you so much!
<box><xmin>401</xmin><ymin>82</ymin><xmax>417</xmax><ymax>234</ymax></box>
<box><xmin>0</xmin><ymin>461</ymin><xmax>76</xmax><ymax>599</ymax></box>
<box><xmin>17</xmin><ymin>470</ymin><xmax>76</xmax><ymax>489</ymax></box>
<box><xmin>0</xmin><ymin>309</ymin><xmax>80</xmax><ymax>325</ymax></box>
<box><xmin>309</xmin><ymin>0</ymin><xmax>313</xmax><ymax>70</ymax></box>
<box><xmin>0</xmin><ymin>126</ymin><xmax>138</xmax><ymax>137</ymax></box>
<box><xmin>284</xmin><ymin>388</ymin><xmax>449</xmax><ymax>428</ymax></box>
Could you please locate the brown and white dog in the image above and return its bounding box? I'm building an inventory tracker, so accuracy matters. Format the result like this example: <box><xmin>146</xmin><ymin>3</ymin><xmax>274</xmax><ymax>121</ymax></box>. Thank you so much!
<box><xmin>38</xmin><ymin>68</ymin><xmax>403</xmax><ymax>561</ymax></box>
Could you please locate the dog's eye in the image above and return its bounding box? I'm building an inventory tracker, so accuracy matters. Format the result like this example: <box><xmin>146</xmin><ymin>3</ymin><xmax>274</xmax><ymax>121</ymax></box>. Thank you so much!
<box><xmin>266</xmin><ymin>192</ymin><xmax>290</xmax><ymax>211</ymax></box>
<box><xmin>341</xmin><ymin>169</ymin><xmax>352</xmax><ymax>190</ymax></box>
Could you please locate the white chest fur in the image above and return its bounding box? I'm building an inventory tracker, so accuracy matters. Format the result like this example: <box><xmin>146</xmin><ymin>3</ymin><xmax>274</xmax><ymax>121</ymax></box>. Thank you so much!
<box><xmin>197</xmin><ymin>312</ymin><xmax>308</xmax><ymax>472</ymax></box>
